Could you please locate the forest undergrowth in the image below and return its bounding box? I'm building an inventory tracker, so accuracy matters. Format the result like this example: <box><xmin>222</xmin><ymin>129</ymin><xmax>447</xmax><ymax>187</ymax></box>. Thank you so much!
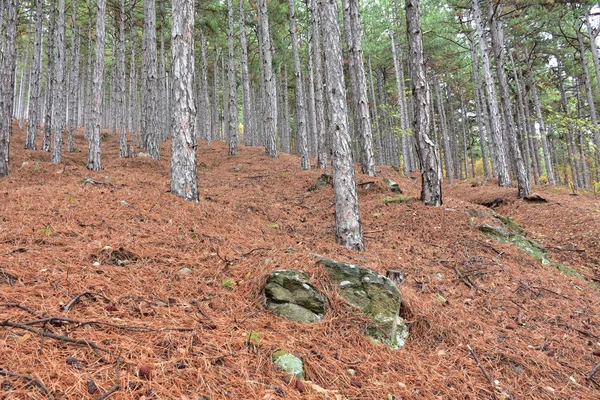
<box><xmin>1</xmin><ymin>126</ymin><xmax>600</xmax><ymax>399</ymax></box>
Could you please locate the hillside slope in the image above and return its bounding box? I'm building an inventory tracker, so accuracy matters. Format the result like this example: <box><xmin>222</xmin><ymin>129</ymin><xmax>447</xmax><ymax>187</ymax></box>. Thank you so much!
<box><xmin>1</xmin><ymin>128</ymin><xmax>600</xmax><ymax>399</ymax></box>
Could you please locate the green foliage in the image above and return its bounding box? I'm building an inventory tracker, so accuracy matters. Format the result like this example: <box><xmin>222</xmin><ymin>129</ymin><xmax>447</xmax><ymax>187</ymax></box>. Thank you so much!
<box><xmin>40</xmin><ymin>225</ymin><xmax>52</xmax><ymax>235</ymax></box>
<box><xmin>383</xmin><ymin>195</ymin><xmax>410</xmax><ymax>204</ymax></box>
<box><xmin>222</xmin><ymin>278</ymin><xmax>235</xmax><ymax>289</ymax></box>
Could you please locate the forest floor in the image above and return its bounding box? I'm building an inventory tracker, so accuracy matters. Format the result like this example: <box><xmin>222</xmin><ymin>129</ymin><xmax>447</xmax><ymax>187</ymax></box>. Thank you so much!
<box><xmin>1</xmin><ymin>125</ymin><xmax>600</xmax><ymax>400</ymax></box>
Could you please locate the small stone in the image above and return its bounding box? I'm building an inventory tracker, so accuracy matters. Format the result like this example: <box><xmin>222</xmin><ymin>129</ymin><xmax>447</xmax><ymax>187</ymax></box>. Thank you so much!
<box><xmin>92</xmin><ymin>261</ymin><xmax>101</xmax><ymax>267</ymax></box>
<box><xmin>272</xmin><ymin>350</ymin><xmax>304</xmax><ymax>379</ymax></box>
<box><xmin>178</xmin><ymin>268</ymin><xmax>192</xmax><ymax>275</ymax></box>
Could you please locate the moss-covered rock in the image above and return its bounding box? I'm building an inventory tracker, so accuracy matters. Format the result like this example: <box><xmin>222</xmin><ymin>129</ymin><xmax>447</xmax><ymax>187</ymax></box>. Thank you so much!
<box><xmin>272</xmin><ymin>350</ymin><xmax>304</xmax><ymax>379</ymax></box>
<box><xmin>314</xmin><ymin>255</ymin><xmax>407</xmax><ymax>348</ymax></box>
<box><xmin>264</xmin><ymin>270</ymin><xmax>326</xmax><ymax>323</ymax></box>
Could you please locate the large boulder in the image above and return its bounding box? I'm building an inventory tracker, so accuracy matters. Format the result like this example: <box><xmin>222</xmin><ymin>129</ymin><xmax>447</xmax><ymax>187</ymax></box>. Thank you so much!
<box><xmin>315</xmin><ymin>255</ymin><xmax>408</xmax><ymax>348</ymax></box>
<box><xmin>264</xmin><ymin>270</ymin><xmax>326</xmax><ymax>323</ymax></box>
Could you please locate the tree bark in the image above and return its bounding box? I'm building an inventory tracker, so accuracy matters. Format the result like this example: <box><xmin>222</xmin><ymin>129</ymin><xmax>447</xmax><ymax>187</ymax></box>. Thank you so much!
<box><xmin>320</xmin><ymin>0</ymin><xmax>364</xmax><ymax>250</ymax></box>
<box><xmin>52</xmin><ymin>0</ymin><xmax>67</xmax><ymax>164</ymax></box>
<box><xmin>0</xmin><ymin>0</ymin><xmax>17</xmax><ymax>177</ymax></box>
<box><xmin>42</xmin><ymin>2</ymin><xmax>57</xmax><ymax>152</ymax></box>
<box><xmin>171</xmin><ymin>0</ymin><xmax>198</xmax><ymax>201</ymax></box>
<box><xmin>342</xmin><ymin>0</ymin><xmax>375</xmax><ymax>176</ymax></box>
<box><xmin>227</xmin><ymin>0</ymin><xmax>239</xmax><ymax>155</ymax></box>
<box><xmin>25</xmin><ymin>0</ymin><xmax>44</xmax><ymax>150</ymax></box>
<box><xmin>239</xmin><ymin>0</ymin><xmax>253</xmax><ymax>146</ymax></box>
<box><xmin>577</xmin><ymin>28</ymin><xmax>600</xmax><ymax>160</ymax></box>
<box><xmin>142</xmin><ymin>0</ymin><xmax>160</xmax><ymax>159</ymax></box>
<box><xmin>471</xmin><ymin>0</ymin><xmax>510</xmax><ymax>187</ymax></box>
<box><xmin>468</xmin><ymin>33</ymin><xmax>490</xmax><ymax>178</ymax></box>
<box><xmin>406</xmin><ymin>0</ymin><xmax>442</xmax><ymax>206</ymax></box>
<box><xmin>258</xmin><ymin>0</ymin><xmax>278</xmax><ymax>157</ymax></box>
<box><xmin>288</xmin><ymin>0</ymin><xmax>310</xmax><ymax>169</ymax></box>
<box><xmin>117</xmin><ymin>0</ymin><xmax>128</xmax><ymax>157</ymax></box>
<box><xmin>87</xmin><ymin>0</ymin><xmax>106</xmax><ymax>171</ymax></box>
<box><xmin>311</xmin><ymin>0</ymin><xmax>328</xmax><ymax>169</ymax></box>
<box><xmin>390</xmin><ymin>32</ymin><xmax>411</xmax><ymax>176</ymax></box>
<box><xmin>433</xmin><ymin>76</ymin><xmax>453</xmax><ymax>183</ymax></box>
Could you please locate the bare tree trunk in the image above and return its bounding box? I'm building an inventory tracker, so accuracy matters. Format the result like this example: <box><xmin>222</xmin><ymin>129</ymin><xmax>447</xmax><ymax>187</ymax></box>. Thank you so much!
<box><xmin>25</xmin><ymin>0</ymin><xmax>44</xmax><ymax>150</ymax></box>
<box><xmin>288</xmin><ymin>0</ymin><xmax>310</xmax><ymax>169</ymax></box>
<box><xmin>117</xmin><ymin>0</ymin><xmax>127</xmax><ymax>157</ymax></box>
<box><xmin>471</xmin><ymin>1</ymin><xmax>510</xmax><ymax>187</ymax></box>
<box><xmin>485</xmin><ymin>0</ymin><xmax>529</xmax><ymax>197</ymax></box>
<box><xmin>142</xmin><ymin>0</ymin><xmax>160</xmax><ymax>159</ymax></box>
<box><xmin>320</xmin><ymin>0</ymin><xmax>363</xmax><ymax>250</ymax></box>
<box><xmin>239</xmin><ymin>0</ymin><xmax>253</xmax><ymax>146</ymax></box>
<box><xmin>210</xmin><ymin>48</ymin><xmax>219</xmax><ymax>146</ymax></box>
<box><xmin>390</xmin><ymin>32</ymin><xmax>410</xmax><ymax>176</ymax></box>
<box><xmin>433</xmin><ymin>76</ymin><xmax>453</xmax><ymax>183</ymax></box>
<box><xmin>43</xmin><ymin>2</ymin><xmax>57</xmax><ymax>152</ymax></box>
<box><xmin>227</xmin><ymin>0</ymin><xmax>239</xmax><ymax>155</ymax></box>
<box><xmin>52</xmin><ymin>0</ymin><xmax>67</xmax><ymax>164</ymax></box>
<box><xmin>87</xmin><ymin>0</ymin><xmax>106</xmax><ymax>171</ymax></box>
<box><xmin>67</xmin><ymin>0</ymin><xmax>80</xmax><ymax>152</ymax></box>
<box><xmin>0</xmin><ymin>0</ymin><xmax>17</xmax><ymax>177</ymax></box>
<box><xmin>367</xmin><ymin>55</ymin><xmax>382</xmax><ymax>165</ymax></box>
<box><xmin>468</xmin><ymin>33</ymin><xmax>490</xmax><ymax>178</ymax></box>
<box><xmin>342</xmin><ymin>0</ymin><xmax>375</xmax><ymax>176</ymax></box>
<box><xmin>199</xmin><ymin>30</ymin><xmax>211</xmax><ymax>145</ymax></box>
<box><xmin>258</xmin><ymin>0</ymin><xmax>278</xmax><ymax>157</ymax></box>
<box><xmin>311</xmin><ymin>0</ymin><xmax>327</xmax><ymax>168</ymax></box>
<box><xmin>577</xmin><ymin>28</ymin><xmax>600</xmax><ymax>161</ymax></box>
<box><xmin>17</xmin><ymin>19</ymin><xmax>33</xmax><ymax>130</ymax></box>
<box><xmin>280</xmin><ymin>65</ymin><xmax>290</xmax><ymax>153</ymax></box>
<box><xmin>406</xmin><ymin>0</ymin><xmax>442</xmax><ymax>206</ymax></box>
<box><xmin>171</xmin><ymin>0</ymin><xmax>198</xmax><ymax>201</ymax></box>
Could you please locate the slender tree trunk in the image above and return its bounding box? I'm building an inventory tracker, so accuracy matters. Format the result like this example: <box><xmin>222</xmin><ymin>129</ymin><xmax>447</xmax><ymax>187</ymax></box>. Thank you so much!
<box><xmin>239</xmin><ymin>0</ymin><xmax>253</xmax><ymax>146</ymax></box>
<box><xmin>320</xmin><ymin>0</ymin><xmax>363</xmax><ymax>250</ymax></box>
<box><xmin>17</xmin><ymin>20</ymin><xmax>33</xmax><ymax>130</ymax></box>
<box><xmin>0</xmin><ymin>0</ymin><xmax>17</xmax><ymax>177</ymax></box>
<box><xmin>280</xmin><ymin>65</ymin><xmax>290</xmax><ymax>153</ymax></box>
<box><xmin>471</xmin><ymin>1</ymin><xmax>510</xmax><ymax>187</ymax></box>
<box><xmin>171</xmin><ymin>0</ymin><xmax>198</xmax><ymax>201</ymax></box>
<box><xmin>51</xmin><ymin>0</ymin><xmax>66</xmax><ymax>164</ymax></box>
<box><xmin>117</xmin><ymin>0</ymin><xmax>127</xmax><ymax>157</ymax></box>
<box><xmin>311</xmin><ymin>0</ymin><xmax>327</xmax><ymax>168</ymax></box>
<box><xmin>258</xmin><ymin>0</ymin><xmax>278</xmax><ymax>157</ymax></box>
<box><xmin>87</xmin><ymin>0</ymin><xmax>106</xmax><ymax>171</ymax></box>
<box><xmin>210</xmin><ymin>48</ymin><xmax>219</xmax><ymax>146</ymax></box>
<box><xmin>199</xmin><ymin>30</ymin><xmax>211</xmax><ymax>145</ymax></box>
<box><xmin>577</xmin><ymin>28</ymin><xmax>600</xmax><ymax>161</ymax></box>
<box><xmin>67</xmin><ymin>0</ymin><xmax>80</xmax><ymax>152</ymax></box>
<box><xmin>406</xmin><ymin>0</ymin><xmax>442</xmax><ymax>206</ymax></box>
<box><xmin>43</xmin><ymin>2</ymin><xmax>57</xmax><ymax>152</ymax></box>
<box><xmin>142</xmin><ymin>0</ymin><xmax>160</xmax><ymax>159</ymax></box>
<box><xmin>227</xmin><ymin>0</ymin><xmax>239</xmax><ymax>155</ymax></box>
<box><xmin>342</xmin><ymin>0</ymin><xmax>375</xmax><ymax>176</ymax></box>
<box><xmin>433</xmin><ymin>76</ymin><xmax>453</xmax><ymax>183</ymax></box>
<box><xmin>25</xmin><ymin>0</ymin><xmax>44</xmax><ymax>150</ymax></box>
<box><xmin>468</xmin><ymin>34</ymin><xmax>490</xmax><ymax>178</ymax></box>
<box><xmin>288</xmin><ymin>0</ymin><xmax>309</xmax><ymax>169</ymax></box>
<box><xmin>390</xmin><ymin>32</ymin><xmax>410</xmax><ymax>176</ymax></box>
<box><xmin>367</xmin><ymin>55</ymin><xmax>382</xmax><ymax>165</ymax></box>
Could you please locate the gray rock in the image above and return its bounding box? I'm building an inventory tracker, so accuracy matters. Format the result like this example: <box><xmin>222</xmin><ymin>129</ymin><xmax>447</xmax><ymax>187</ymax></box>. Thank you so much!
<box><xmin>315</xmin><ymin>255</ymin><xmax>407</xmax><ymax>348</ymax></box>
<box><xmin>383</xmin><ymin>178</ymin><xmax>402</xmax><ymax>193</ymax></box>
<box><xmin>272</xmin><ymin>350</ymin><xmax>304</xmax><ymax>379</ymax></box>
<box><xmin>264</xmin><ymin>270</ymin><xmax>326</xmax><ymax>323</ymax></box>
<box><xmin>178</xmin><ymin>268</ymin><xmax>192</xmax><ymax>275</ymax></box>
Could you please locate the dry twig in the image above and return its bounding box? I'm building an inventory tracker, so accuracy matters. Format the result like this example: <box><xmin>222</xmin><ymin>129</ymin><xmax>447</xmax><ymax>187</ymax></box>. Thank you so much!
<box><xmin>467</xmin><ymin>345</ymin><xmax>498</xmax><ymax>400</ymax></box>
<box><xmin>0</xmin><ymin>320</ymin><xmax>107</xmax><ymax>351</ymax></box>
<box><xmin>0</xmin><ymin>369</ymin><xmax>55</xmax><ymax>400</ymax></box>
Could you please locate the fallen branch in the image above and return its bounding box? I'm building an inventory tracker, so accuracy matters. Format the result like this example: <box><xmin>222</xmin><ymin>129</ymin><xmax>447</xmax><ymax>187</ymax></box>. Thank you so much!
<box><xmin>1</xmin><ymin>302</ymin><xmax>42</xmax><ymax>317</ymax></box>
<box><xmin>529</xmin><ymin>286</ymin><xmax>570</xmax><ymax>300</ymax></box>
<box><xmin>19</xmin><ymin>316</ymin><xmax>193</xmax><ymax>333</ymax></box>
<box><xmin>0</xmin><ymin>369</ymin><xmax>55</xmax><ymax>400</ymax></box>
<box><xmin>548</xmin><ymin>246</ymin><xmax>585</xmax><ymax>253</ymax></box>
<box><xmin>0</xmin><ymin>320</ymin><xmax>107</xmax><ymax>351</ymax></box>
<box><xmin>455</xmin><ymin>266</ymin><xmax>476</xmax><ymax>290</ymax></box>
<box><xmin>588</xmin><ymin>362</ymin><xmax>600</xmax><ymax>380</ymax></box>
<box><xmin>467</xmin><ymin>345</ymin><xmax>498</xmax><ymax>400</ymax></box>
<box><xmin>189</xmin><ymin>299</ymin><xmax>213</xmax><ymax>322</ymax></box>
<box><xmin>241</xmin><ymin>247</ymin><xmax>272</xmax><ymax>257</ymax></box>
<box><xmin>61</xmin><ymin>292</ymin><xmax>96</xmax><ymax>312</ymax></box>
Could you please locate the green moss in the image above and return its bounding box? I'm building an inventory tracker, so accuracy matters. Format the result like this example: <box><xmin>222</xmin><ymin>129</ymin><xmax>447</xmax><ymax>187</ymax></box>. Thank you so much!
<box><xmin>383</xmin><ymin>195</ymin><xmax>410</xmax><ymax>204</ymax></box>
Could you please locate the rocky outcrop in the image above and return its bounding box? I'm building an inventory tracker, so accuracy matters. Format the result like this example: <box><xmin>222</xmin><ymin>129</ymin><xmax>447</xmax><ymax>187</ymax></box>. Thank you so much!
<box><xmin>264</xmin><ymin>270</ymin><xmax>326</xmax><ymax>323</ymax></box>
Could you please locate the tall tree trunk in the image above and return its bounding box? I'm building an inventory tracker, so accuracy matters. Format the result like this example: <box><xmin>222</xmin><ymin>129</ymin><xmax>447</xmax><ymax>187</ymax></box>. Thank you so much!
<box><xmin>171</xmin><ymin>0</ymin><xmax>198</xmax><ymax>201</ymax></box>
<box><xmin>288</xmin><ymin>0</ymin><xmax>310</xmax><ymax>169</ymax></box>
<box><xmin>433</xmin><ymin>76</ymin><xmax>453</xmax><ymax>183</ymax></box>
<box><xmin>258</xmin><ymin>0</ymin><xmax>278</xmax><ymax>158</ymax></box>
<box><xmin>25</xmin><ymin>0</ymin><xmax>44</xmax><ymax>150</ymax></box>
<box><xmin>199</xmin><ymin>30</ymin><xmax>211</xmax><ymax>145</ymax></box>
<box><xmin>142</xmin><ymin>0</ymin><xmax>160</xmax><ymax>159</ymax></box>
<box><xmin>210</xmin><ymin>48</ymin><xmax>220</xmax><ymax>146</ymax></box>
<box><xmin>118</xmin><ymin>0</ymin><xmax>127</xmax><ymax>157</ymax></box>
<box><xmin>468</xmin><ymin>33</ymin><xmax>490</xmax><ymax>178</ymax></box>
<box><xmin>227</xmin><ymin>0</ymin><xmax>239</xmax><ymax>155</ymax></box>
<box><xmin>67</xmin><ymin>0</ymin><xmax>80</xmax><ymax>153</ymax></box>
<box><xmin>406</xmin><ymin>0</ymin><xmax>442</xmax><ymax>206</ymax></box>
<box><xmin>311</xmin><ymin>0</ymin><xmax>327</xmax><ymax>168</ymax></box>
<box><xmin>0</xmin><ymin>0</ymin><xmax>17</xmax><ymax>177</ymax></box>
<box><xmin>239</xmin><ymin>0</ymin><xmax>253</xmax><ymax>146</ymax></box>
<box><xmin>52</xmin><ymin>0</ymin><xmax>67</xmax><ymax>164</ymax></box>
<box><xmin>87</xmin><ymin>0</ymin><xmax>106</xmax><ymax>171</ymax></box>
<box><xmin>485</xmin><ymin>0</ymin><xmax>529</xmax><ymax>196</ymax></box>
<box><xmin>390</xmin><ymin>32</ymin><xmax>411</xmax><ymax>176</ymax></box>
<box><xmin>342</xmin><ymin>0</ymin><xmax>375</xmax><ymax>176</ymax></box>
<box><xmin>280</xmin><ymin>65</ymin><xmax>290</xmax><ymax>153</ymax></box>
<box><xmin>17</xmin><ymin>20</ymin><xmax>33</xmax><ymax>130</ymax></box>
<box><xmin>577</xmin><ymin>28</ymin><xmax>600</xmax><ymax>161</ymax></box>
<box><xmin>320</xmin><ymin>0</ymin><xmax>363</xmax><ymax>250</ymax></box>
<box><xmin>43</xmin><ymin>2</ymin><xmax>57</xmax><ymax>152</ymax></box>
<box><xmin>367</xmin><ymin>55</ymin><xmax>383</xmax><ymax>165</ymax></box>
<box><xmin>471</xmin><ymin>1</ymin><xmax>510</xmax><ymax>187</ymax></box>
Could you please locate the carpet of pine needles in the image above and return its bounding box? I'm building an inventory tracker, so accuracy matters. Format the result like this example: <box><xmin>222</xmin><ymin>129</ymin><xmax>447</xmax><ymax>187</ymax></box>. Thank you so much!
<box><xmin>1</xmin><ymin>124</ymin><xmax>600</xmax><ymax>399</ymax></box>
